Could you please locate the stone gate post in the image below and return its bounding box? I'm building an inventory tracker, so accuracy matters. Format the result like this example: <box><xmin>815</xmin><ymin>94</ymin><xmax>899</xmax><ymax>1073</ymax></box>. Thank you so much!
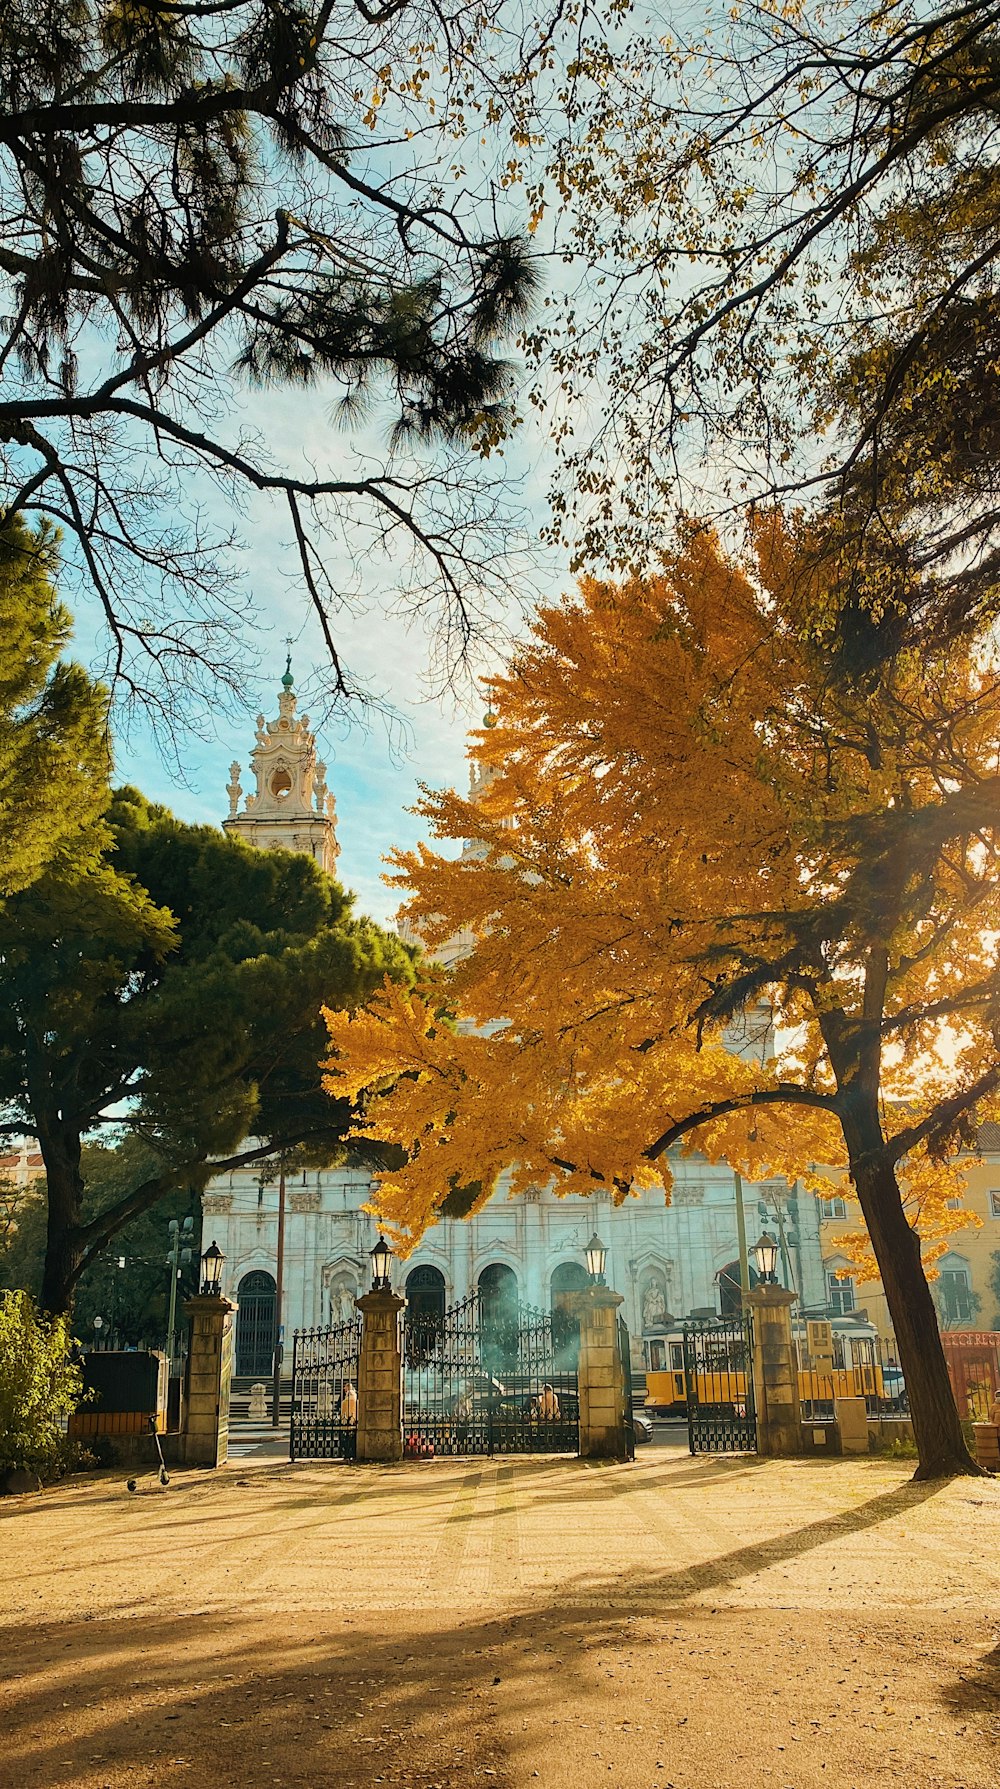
<box><xmin>571</xmin><ymin>1285</ymin><xmax>630</xmax><ymax>1460</ymax></box>
<box><xmin>182</xmin><ymin>1293</ymin><xmax>235</xmax><ymax>1467</ymax></box>
<box><xmin>744</xmin><ymin>1284</ymin><xmax>802</xmax><ymax>1456</ymax></box>
<box><xmin>356</xmin><ymin>1289</ymin><xmax>406</xmax><ymax>1462</ymax></box>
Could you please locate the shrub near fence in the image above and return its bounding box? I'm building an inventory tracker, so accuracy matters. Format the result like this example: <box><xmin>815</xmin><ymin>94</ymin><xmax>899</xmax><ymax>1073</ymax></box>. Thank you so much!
<box><xmin>0</xmin><ymin>1290</ymin><xmax>83</xmax><ymax>1482</ymax></box>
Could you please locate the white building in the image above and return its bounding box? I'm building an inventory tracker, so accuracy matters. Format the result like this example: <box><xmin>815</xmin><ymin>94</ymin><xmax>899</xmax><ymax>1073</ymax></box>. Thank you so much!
<box><xmin>202</xmin><ymin>670</ymin><xmax>828</xmax><ymax>1376</ymax></box>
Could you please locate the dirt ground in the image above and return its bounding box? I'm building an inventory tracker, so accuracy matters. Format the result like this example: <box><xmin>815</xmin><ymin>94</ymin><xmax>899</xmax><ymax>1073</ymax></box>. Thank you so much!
<box><xmin>1</xmin><ymin>1450</ymin><xmax>998</xmax><ymax>1789</ymax></box>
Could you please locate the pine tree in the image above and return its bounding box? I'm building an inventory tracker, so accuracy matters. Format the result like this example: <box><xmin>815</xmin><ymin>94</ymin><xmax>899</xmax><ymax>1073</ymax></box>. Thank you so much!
<box><xmin>0</xmin><ymin>786</ymin><xmax>413</xmax><ymax>1314</ymax></box>
<box><xmin>0</xmin><ymin>1</ymin><xmax>548</xmax><ymax>715</ymax></box>
<box><xmin>0</xmin><ymin>517</ymin><xmax>111</xmax><ymax>899</ymax></box>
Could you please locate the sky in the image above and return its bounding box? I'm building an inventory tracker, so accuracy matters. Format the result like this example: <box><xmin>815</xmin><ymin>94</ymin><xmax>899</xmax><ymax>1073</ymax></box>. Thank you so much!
<box><xmin>50</xmin><ymin>6</ymin><xmax>680</xmax><ymax>927</ymax></box>
<box><xmin>90</xmin><ymin>376</ymin><xmax>568</xmax><ymax>930</ymax></box>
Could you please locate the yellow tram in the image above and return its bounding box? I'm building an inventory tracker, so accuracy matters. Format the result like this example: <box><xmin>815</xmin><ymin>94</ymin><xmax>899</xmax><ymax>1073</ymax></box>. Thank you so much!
<box><xmin>642</xmin><ymin>1316</ymin><xmax>886</xmax><ymax>1417</ymax></box>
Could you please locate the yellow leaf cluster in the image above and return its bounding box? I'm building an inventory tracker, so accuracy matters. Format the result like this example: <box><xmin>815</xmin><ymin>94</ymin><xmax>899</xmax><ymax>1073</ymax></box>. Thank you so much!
<box><xmin>323</xmin><ymin>522</ymin><xmax>1000</xmax><ymax>1260</ymax></box>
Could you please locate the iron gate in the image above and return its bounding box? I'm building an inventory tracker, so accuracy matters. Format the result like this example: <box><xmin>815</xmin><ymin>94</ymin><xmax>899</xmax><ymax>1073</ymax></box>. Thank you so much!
<box><xmin>235</xmin><ymin>1270</ymin><xmax>276</xmax><ymax>1376</ymax></box>
<box><xmin>289</xmin><ymin>1314</ymin><xmax>361</xmax><ymax>1460</ymax></box>
<box><xmin>682</xmin><ymin>1315</ymin><xmax>757</xmax><ymax>1453</ymax></box>
<box><xmin>403</xmin><ymin>1291</ymin><xmax>579</xmax><ymax>1456</ymax></box>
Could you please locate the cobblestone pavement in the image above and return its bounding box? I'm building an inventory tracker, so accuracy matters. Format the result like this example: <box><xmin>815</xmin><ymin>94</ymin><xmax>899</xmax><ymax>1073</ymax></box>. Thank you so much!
<box><xmin>1</xmin><ymin>1451</ymin><xmax>998</xmax><ymax>1789</ymax></box>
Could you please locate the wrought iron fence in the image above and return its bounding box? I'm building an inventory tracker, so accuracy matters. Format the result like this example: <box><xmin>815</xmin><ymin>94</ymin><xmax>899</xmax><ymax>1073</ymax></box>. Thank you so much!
<box><xmin>682</xmin><ymin>1315</ymin><xmax>757</xmax><ymax>1453</ymax></box>
<box><xmin>403</xmin><ymin>1291</ymin><xmax>579</xmax><ymax>1457</ymax></box>
<box><xmin>795</xmin><ymin>1330</ymin><xmax>907</xmax><ymax>1422</ymax></box>
<box><xmin>289</xmin><ymin>1315</ymin><xmax>361</xmax><ymax>1460</ymax></box>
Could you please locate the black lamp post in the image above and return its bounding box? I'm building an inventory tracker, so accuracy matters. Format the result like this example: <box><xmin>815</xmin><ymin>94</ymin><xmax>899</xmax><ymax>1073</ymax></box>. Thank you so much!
<box><xmin>752</xmin><ymin>1231</ymin><xmax>779</xmax><ymax>1285</ymax></box>
<box><xmin>370</xmin><ymin>1232</ymin><xmax>393</xmax><ymax>1292</ymax></box>
<box><xmin>585</xmin><ymin>1232</ymin><xmax>608</xmax><ymax>1286</ymax></box>
<box><xmin>200</xmin><ymin>1240</ymin><xmax>225</xmax><ymax>1295</ymax></box>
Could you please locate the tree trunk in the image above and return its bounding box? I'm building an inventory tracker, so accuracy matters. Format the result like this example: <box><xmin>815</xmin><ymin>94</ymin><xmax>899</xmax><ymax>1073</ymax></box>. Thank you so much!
<box><xmin>852</xmin><ymin>1151</ymin><xmax>979</xmax><ymax>1479</ymax></box>
<box><xmin>37</xmin><ymin>1119</ymin><xmax>86</xmax><ymax>1318</ymax></box>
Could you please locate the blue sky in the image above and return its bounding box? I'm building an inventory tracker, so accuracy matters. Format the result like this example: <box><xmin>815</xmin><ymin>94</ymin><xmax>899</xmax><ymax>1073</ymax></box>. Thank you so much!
<box><xmin>87</xmin><ymin>375</ymin><xmax>568</xmax><ymax>929</ymax></box>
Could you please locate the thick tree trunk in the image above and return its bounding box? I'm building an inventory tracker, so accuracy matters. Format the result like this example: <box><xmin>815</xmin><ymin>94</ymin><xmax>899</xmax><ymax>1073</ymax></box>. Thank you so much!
<box><xmin>37</xmin><ymin>1119</ymin><xmax>86</xmax><ymax>1318</ymax></box>
<box><xmin>850</xmin><ymin>1150</ymin><xmax>979</xmax><ymax>1479</ymax></box>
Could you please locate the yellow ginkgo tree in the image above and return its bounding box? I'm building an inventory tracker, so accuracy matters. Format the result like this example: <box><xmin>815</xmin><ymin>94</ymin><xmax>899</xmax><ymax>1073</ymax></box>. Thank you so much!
<box><xmin>325</xmin><ymin>522</ymin><xmax>1000</xmax><ymax>1479</ymax></box>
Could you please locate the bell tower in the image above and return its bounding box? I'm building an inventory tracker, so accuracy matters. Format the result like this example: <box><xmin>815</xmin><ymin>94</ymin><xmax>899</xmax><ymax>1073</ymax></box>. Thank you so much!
<box><xmin>223</xmin><ymin>654</ymin><xmax>339</xmax><ymax>876</ymax></box>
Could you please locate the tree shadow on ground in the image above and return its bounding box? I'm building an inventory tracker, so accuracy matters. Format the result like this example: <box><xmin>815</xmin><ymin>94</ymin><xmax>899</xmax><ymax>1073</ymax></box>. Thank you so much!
<box><xmin>942</xmin><ymin>1638</ymin><xmax>1000</xmax><ymax>1716</ymax></box>
<box><xmin>0</xmin><ymin>1469</ymin><xmax>981</xmax><ymax>1789</ymax></box>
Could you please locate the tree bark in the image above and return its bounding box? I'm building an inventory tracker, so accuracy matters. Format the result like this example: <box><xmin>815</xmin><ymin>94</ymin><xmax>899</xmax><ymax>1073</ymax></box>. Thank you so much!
<box><xmin>36</xmin><ymin>1118</ymin><xmax>86</xmax><ymax>1318</ymax></box>
<box><xmin>846</xmin><ymin>1131</ymin><xmax>979</xmax><ymax>1479</ymax></box>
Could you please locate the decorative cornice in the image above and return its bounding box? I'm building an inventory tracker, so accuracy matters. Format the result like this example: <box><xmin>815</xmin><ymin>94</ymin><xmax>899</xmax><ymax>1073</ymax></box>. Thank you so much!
<box><xmin>201</xmin><ymin>1193</ymin><xmax>234</xmax><ymax>1216</ymax></box>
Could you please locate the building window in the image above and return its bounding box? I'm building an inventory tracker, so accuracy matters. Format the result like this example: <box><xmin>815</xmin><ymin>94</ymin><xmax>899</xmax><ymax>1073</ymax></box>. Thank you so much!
<box><xmin>936</xmin><ymin>1267</ymin><xmax>976</xmax><ymax>1328</ymax></box>
<box><xmin>819</xmin><ymin>1196</ymin><xmax>847</xmax><ymax>1221</ymax></box>
<box><xmin>990</xmin><ymin>1190</ymin><xmax>1000</xmax><ymax>1218</ymax></box>
<box><xmin>945</xmin><ymin>1197</ymin><xmax>963</xmax><ymax>1211</ymax></box>
<box><xmin>827</xmin><ymin>1270</ymin><xmax>856</xmax><ymax>1315</ymax></box>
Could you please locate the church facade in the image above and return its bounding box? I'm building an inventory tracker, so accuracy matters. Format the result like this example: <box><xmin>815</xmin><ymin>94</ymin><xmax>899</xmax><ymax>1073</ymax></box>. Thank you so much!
<box><xmin>204</xmin><ymin>669</ymin><xmax>829</xmax><ymax>1376</ymax></box>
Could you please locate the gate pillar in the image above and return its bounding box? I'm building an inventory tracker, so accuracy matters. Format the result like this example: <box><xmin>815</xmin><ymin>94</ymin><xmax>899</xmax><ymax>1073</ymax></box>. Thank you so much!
<box><xmin>571</xmin><ymin>1285</ymin><xmax>630</xmax><ymax>1460</ymax></box>
<box><xmin>744</xmin><ymin>1285</ymin><xmax>802</xmax><ymax>1456</ymax></box>
<box><xmin>356</xmin><ymin>1290</ymin><xmax>405</xmax><ymax>1462</ymax></box>
<box><xmin>182</xmin><ymin>1293</ymin><xmax>235</xmax><ymax>1467</ymax></box>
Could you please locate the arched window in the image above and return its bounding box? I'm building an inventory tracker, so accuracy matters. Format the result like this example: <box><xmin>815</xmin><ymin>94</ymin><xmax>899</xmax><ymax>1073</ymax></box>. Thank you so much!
<box><xmin>550</xmin><ymin>1261</ymin><xmax>589</xmax><ymax>1311</ymax></box>
<box><xmin>235</xmin><ymin>1270</ymin><xmax>276</xmax><ymax>1377</ymax></box>
<box><xmin>479</xmin><ymin>1263</ymin><xmax>519</xmax><ymax>1372</ymax></box>
<box><xmin>405</xmin><ymin>1263</ymin><xmax>446</xmax><ymax>1325</ymax></box>
<box><xmin>718</xmin><ymin>1259</ymin><xmax>759</xmax><ymax>1317</ymax></box>
<box><xmin>549</xmin><ymin>1262</ymin><xmax>587</xmax><ymax>1368</ymax></box>
<box><xmin>478</xmin><ymin>1262</ymin><xmax>519</xmax><ymax>1323</ymax></box>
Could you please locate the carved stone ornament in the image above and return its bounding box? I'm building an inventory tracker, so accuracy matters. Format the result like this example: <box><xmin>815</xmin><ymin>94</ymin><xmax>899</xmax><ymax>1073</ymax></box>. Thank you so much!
<box><xmin>672</xmin><ymin>1186</ymin><xmax>705</xmax><ymax>1207</ymax></box>
<box><xmin>201</xmin><ymin>1193</ymin><xmax>234</xmax><ymax>1216</ymax></box>
<box><xmin>289</xmin><ymin>1189</ymin><xmax>322</xmax><ymax>1213</ymax></box>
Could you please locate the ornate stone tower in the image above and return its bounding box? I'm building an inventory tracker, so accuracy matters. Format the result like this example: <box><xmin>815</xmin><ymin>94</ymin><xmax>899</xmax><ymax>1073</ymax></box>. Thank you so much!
<box><xmin>223</xmin><ymin>655</ymin><xmax>339</xmax><ymax>876</ymax></box>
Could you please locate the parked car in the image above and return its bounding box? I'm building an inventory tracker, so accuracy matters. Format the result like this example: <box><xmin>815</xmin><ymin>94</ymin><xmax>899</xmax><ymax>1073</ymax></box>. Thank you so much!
<box><xmin>880</xmin><ymin>1365</ymin><xmax>907</xmax><ymax>1409</ymax></box>
<box><xmin>632</xmin><ymin>1411</ymin><xmax>654</xmax><ymax>1445</ymax></box>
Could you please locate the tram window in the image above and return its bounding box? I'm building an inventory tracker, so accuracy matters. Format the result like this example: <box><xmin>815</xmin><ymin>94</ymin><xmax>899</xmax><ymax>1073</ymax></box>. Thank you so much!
<box><xmin>648</xmin><ymin>1341</ymin><xmax>666</xmax><ymax>1371</ymax></box>
<box><xmin>670</xmin><ymin>1342</ymin><xmax>684</xmax><ymax>1371</ymax></box>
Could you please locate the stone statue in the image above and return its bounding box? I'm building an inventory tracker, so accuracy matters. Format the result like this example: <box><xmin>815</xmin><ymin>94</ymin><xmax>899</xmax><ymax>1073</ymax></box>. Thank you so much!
<box><xmin>314</xmin><ymin>760</ymin><xmax>328</xmax><ymax>816</ymax></box>
<box><xmin>332</xmin><ymin>1283</ymin><xmax>357</xmax><ymax>1324</ymax></box>
<box><xmin>226</xmin><ymin>762</ymin><xmax>242</xmax><ymax>817</ymax></box>
<box><xmin>642</xmin><ymin>1278</ymin><xmax>668</xmax><ymax>1330</ymax></box>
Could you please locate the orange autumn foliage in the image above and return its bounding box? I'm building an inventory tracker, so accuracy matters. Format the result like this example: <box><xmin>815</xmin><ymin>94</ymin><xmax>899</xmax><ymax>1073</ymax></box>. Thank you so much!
<box><xmin>324</xmin><ymin>523</ymin><xmax>1000</xmax><ymax>1271</ymax></box>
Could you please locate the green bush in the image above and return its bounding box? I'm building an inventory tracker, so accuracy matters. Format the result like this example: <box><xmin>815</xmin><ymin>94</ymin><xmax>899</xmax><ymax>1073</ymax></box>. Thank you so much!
<box><xmin>882</xmin><ymin>1435</ymin><xmax>919</xmax><ymax>1460</ymax></box>
<box><xmin>0</xmin><ymin>1290</ymin><xmax>83</xmax><ymax>1475</ymax></box>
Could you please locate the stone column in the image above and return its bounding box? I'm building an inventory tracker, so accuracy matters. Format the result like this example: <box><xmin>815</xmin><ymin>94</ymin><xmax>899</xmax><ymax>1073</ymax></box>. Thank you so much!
<box><xmin>182</xmin><ymin>1294</ymin><xmax>235</xmax><ymax>1467</ymax></box>
<box><xmin>570</xmin><ymin>1285</ymin><xmax>630</xmax><ymax>1460</ymax></box>
<box><xmin>744</xmin><ymin>1285</ymin><xmax>802</xmax><ymax>1456</ymax></box>
<box><xmin>356</xmin><ymin>1290</ymin><xmax>406</xmax><ymax>1462</ymax></box>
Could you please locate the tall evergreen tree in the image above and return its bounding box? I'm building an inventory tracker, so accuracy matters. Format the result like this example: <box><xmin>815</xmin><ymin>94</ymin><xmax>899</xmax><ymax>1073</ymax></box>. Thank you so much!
<box><xmin>0</xmin><ymin>0</ymin><xmax>548</xmax><ymax>717</ymax></box>
<box><xmin>0</xmin><ymin>786</ymin><xmax>413</xmax><ymax>1314</ymax></box>
<box><xmin>0</xmin><ymin>516</ymin><xmax>110</xmax><ymax>898</ymax></box>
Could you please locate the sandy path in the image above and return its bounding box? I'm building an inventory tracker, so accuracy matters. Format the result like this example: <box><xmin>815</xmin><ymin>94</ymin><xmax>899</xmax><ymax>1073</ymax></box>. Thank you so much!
<box><xmin>1</xmin><ymin>1451</ymin><xmax>998</xmax><ymax>1789</ymax></box>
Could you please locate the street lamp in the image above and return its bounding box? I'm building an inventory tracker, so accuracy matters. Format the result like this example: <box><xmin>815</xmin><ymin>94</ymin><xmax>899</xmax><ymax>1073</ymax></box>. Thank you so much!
<box><xmin>200</xmin><ymin>1240</ymin><xmax>224</xmax><ymax>1295</ymax></box>
<box><xmin>370</xmin><ymin>1232</ymin><xmax>393</xmax><ymax>1291</ymax></box>
<box><xmin>752</xmin><ymin>1231</ymin><xmax>779</xmax><ymax>1285</ymax></box>
<box><xmin>585</xmin><ymin>1232</ymin><xmax>608</xmax><ymax>1285</ymax></box>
